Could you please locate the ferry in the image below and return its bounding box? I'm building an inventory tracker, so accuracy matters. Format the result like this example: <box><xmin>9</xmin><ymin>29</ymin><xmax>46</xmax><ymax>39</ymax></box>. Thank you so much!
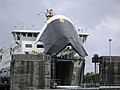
<box><xmin>0</xmin><ymin>30</ymin><xmax>45</xmax><ymax>81</ymax></box>
<box><xmin>0</xmin><ymin>10</ymin><xmax>89</xmax><ymax>84</ymax></box>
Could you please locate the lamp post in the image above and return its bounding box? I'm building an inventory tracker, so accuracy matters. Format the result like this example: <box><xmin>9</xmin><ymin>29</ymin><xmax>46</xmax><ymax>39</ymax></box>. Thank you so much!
<box><xmin>105</xmin><ymin>38</ymin><xmax>112</xmax><ymax>85</ymax></box>
<box><xmin>109</xmin><ymin>38</ymin><xmax>112</xmax><ymax>61</ymax></box>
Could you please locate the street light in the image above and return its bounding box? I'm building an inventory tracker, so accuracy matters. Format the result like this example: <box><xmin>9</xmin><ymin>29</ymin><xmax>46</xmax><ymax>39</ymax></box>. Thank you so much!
<box><xmin>109</xmin><ymin>38</ymin><xmax>112</xmax><ymax>61</ymax></box>
<box><xmin>105</xmin><ymin>38</ymin><xmax>112</xmax><ymax>85</ymax></box>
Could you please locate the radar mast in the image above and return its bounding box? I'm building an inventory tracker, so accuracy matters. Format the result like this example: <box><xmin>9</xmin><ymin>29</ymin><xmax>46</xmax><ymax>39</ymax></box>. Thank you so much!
<box><xmin>45</xmin><ymin>9</ymin><xmax>54</xmax><ymax>20</ymax></box>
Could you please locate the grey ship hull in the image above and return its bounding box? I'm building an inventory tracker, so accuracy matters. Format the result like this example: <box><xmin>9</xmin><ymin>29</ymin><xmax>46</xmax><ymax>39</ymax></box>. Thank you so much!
<box><xmin>37</xmin><ymin>15</ymin><xmax>87</xmax><ymax>57</ymax></box>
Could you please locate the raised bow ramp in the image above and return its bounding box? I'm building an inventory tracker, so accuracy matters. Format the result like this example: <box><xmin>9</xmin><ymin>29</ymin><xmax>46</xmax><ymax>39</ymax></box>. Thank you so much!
<box><xmin>36</xmin><ymin>15</ymin><xmax>87</xmax><ymax>57</ymax></box>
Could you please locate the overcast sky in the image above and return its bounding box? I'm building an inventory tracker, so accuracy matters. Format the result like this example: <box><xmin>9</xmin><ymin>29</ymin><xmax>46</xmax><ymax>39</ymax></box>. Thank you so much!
<box><xmin>0</xmin><ymin>0</ymin><xmax>120</xmax><ymax>73</ymax></box>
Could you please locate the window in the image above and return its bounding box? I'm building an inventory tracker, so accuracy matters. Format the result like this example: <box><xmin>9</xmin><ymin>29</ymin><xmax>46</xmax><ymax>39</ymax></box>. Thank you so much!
<box><xmin>25</xmin><ymin>44</ymin><xmax>32</xmax><ymax>48</ymax></box>
<box><xmin>37</xmin><ymin>44</ymin><xmax>44</xmax><ymax>48</ymax></box>
<box><xmin>4</xmin><ymin>71</ymin><xmax>6</xmax><ymax>72</ymax></box>
<box><xmin>22</xmin><ymin>33</ymin><xmax>26</xmax><ymax>37</ymax></box>
<box><xmin>28</xmin><ymin>33</ymin><xmax>32</xmax><ymax>37</ymax></box>
<box><xmin>33</xmin><ymin>33</ymin><xmax>38</xmax><ymax>37</ymax></box>
<box><xmin>0</xmin><ymin>71</ymin><xmax>2</xmax><ymax>73</ymax></box>
<box><xmin>16</xmin><ymin>32</ymin><xmax>20</xmax><ymax>40</ymax></box>
<box><xmin>0</xmin><ymin>55</ymin><xmax>2</xmax><ymax>60</ymax></box>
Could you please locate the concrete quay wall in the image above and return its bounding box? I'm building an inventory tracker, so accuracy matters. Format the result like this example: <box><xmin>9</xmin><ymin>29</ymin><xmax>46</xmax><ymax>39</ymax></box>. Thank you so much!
<box><xmin>10</xmin><ymin>54</ymin><xmax>51</xmax><ymax>90</ymax></box>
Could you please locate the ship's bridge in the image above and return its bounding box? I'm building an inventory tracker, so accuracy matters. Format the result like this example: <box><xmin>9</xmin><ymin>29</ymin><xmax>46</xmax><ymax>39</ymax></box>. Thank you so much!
<box><xmin>11</xmin><ymin>30</ymin><xmax>45</xmax><ymax>54</ymax></box>
<box><xmin>77</xmin><ymin>29</ymin><xmax>89</xmax><ymax>46</ymax></box>
<box><xmin>12</xmin><ymin>30</ymin><xmax>40</xmax><ymax>43</ymax></box>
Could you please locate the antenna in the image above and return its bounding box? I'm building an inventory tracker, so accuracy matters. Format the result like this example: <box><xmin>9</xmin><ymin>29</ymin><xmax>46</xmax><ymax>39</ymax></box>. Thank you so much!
<box><xmin>32</xmin><ymin>25</ymin><xmax>34</xmax><ymax>27</ymax></box>
<box><xmin>21</xmin><ymin>25</ymin><xmax>24</xmax><ymax>28</ymax></box>
<box><xmin>14</xmin><ymin>24</ymin><xmax>17</xmax><ymax>29</ymax></box>
<box><xmin>18</xmin><ymin>23</ymin><xmax>25</xmax><ymax>29</ymax></box>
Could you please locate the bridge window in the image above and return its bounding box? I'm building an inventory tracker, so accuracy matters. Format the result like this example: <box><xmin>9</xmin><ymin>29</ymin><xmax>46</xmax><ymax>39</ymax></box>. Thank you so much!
<box><xmin>25</xmin><ymin>44</ymin><xmax>32</xmax><ymax>48</ymax></box>
<box><xmin>28</xmin><ymin>33</ymin><xmax>32</xmax><ymax>37</ymax></box>
<box><xmin>0</xmin><ymin>55</ymin><xmax>2</xmax><ymax>60</ymax></box>
<box><xmin>37</xmin><ymin>44</ymin><xmax>44</xmax><ymax>48</ymax></box>
<box><xmin>22</xmin><ymin>33</ymin><xmax>26</xmax><ymax>37</ymax></box>
<box><xmin>0</xmin><ymin>71</ymin><xmax>2</xmax><ymax>73</ymax></box>
<box><xmin>33</xmin><ymin>33</ymin><xmax>38</xmax><ymax>37</ymax></box>
<box><xmin>16</xmin><ymin>32</ymin><xmax>20</xmax><ymax>40</ymax></box>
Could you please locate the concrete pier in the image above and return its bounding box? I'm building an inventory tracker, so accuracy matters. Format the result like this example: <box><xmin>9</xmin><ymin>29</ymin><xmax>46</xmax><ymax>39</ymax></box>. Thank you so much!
<box><xmin>10</xmin><ymin>54</ymin><xmax>51</xmax><ymax>90</ymax></box>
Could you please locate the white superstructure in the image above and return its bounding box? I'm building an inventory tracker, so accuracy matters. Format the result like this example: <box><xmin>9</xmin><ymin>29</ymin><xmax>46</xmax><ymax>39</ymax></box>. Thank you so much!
<box><xmin>0</xmin><ymin>30</ymin><xmax>45</xmax><ymax>77</ymax></box>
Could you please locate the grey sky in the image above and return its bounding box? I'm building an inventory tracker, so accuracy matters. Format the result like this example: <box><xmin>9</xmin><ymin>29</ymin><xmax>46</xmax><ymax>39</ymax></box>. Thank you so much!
<box><xmin>0</xmin><ymin>0</ymin><xmax>120</xmax><ymax>73</ymax></box>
